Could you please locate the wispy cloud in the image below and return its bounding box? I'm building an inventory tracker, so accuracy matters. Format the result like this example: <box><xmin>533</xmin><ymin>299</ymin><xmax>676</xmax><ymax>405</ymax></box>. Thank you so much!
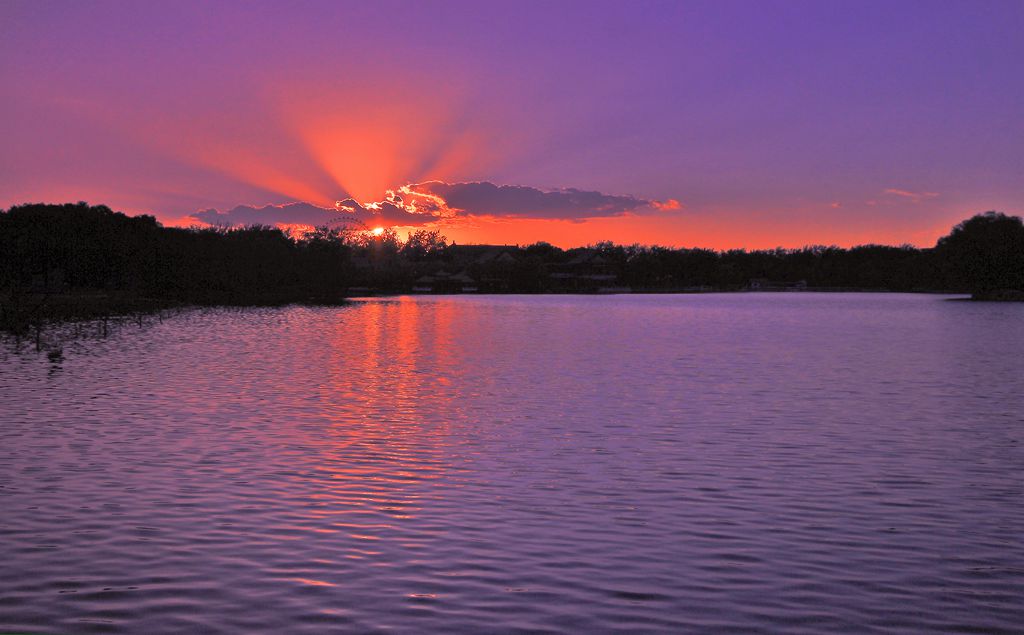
<box><xmin>883</xmin><ymin>188</ymin><xmax>939</xmax><ymax>204</ymax></box>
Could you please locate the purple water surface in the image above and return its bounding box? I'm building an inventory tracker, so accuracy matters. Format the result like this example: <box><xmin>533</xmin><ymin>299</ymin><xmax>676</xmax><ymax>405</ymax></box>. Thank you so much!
<box><xmin>1</xmin><ymin>293</ymin><xmax>1022</xmax><ymax>633</ymax></box>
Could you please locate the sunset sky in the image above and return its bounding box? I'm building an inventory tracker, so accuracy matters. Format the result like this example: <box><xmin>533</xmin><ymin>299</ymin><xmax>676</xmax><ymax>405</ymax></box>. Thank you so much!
<box><xmin>2</xmin><ymin>0</ymin><xmax>1022</xmax><ymax>248</ymax></box>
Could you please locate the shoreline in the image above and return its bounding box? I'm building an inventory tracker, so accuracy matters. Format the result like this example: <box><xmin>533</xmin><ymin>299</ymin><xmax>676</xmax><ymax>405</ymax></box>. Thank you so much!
<box><xmin>3</xmin><ymin>286</ymin><xmax>1015</xmax><ymax>337</ymax></box>
<box><xmin>0</xmin><ymin>291</ymin><xmax>349</xmax><ymax>336</ymax></box>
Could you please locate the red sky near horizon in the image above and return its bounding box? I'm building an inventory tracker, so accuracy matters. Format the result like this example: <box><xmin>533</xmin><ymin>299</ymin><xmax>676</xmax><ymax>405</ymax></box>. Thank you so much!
<box><xmin>2</xmin><ymin>1</ymin><xmax>1022</xmax><ymax>249</ymax></box>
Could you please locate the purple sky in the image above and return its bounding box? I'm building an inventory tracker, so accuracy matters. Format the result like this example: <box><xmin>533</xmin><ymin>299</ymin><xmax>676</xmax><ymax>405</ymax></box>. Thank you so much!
<box><xmin>2</xmin><ymin>0</ymin><xmax>1022</xmax><ymax>247</ymax></box>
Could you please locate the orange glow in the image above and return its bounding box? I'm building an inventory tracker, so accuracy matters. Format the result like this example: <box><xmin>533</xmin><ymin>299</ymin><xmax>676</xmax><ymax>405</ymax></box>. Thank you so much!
<box><xmin>74</xmin><ymin>98</ymin><xmax>341</xmax><ymax>207</ymax></box>
<box><xmin>273</xmin><ymin>75</ymin><xmax>531</xmax><ymax>204</ymax></box>
<box><xmin>280</xmin><ymin>83</ymin><xmax>483</xmax><ymax>202</ymax></box>
<box><xmin>372</xmin><ymin>227</ymin><xmax>385</xmax><ymax>236</ymax></box>
<box><xmin>419</xmin><ymin>202</ymin><xmax>956</xmax><ymax>250</ymax></box>
<box><xmin>275</xmin><ymin>223</ymin><xmax>317</xmax><ymax>237</ymax></box>
<box><xmin>188</xmin><ymin>143</ymin><xmax>335</xmax><ymax>208</ymax></box>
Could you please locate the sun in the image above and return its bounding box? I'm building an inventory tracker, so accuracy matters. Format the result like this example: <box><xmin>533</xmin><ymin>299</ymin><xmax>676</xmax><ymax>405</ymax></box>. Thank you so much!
<box><xmin>371</xmin><ymin>227</ymin><xmax>385</xmax><ymax>236</ymax></box>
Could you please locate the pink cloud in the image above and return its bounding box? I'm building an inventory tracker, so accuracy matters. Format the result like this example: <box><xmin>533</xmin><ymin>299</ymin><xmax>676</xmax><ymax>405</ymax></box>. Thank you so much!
<box><xmin>883</xmin><ymin>188</ymin><xmax>940</xmax><ymax>204</ymax></box>
<box><xmin>652</xmin><ymin>199</ymin><xmax>683</xmax><ymax>211</ymax></box>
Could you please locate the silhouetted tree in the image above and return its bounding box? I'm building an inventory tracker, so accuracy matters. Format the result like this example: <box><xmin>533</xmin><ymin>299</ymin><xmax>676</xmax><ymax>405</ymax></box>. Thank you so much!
<box><xmin>401</xmin><ymin>229</ymin><xmax>448</xmax><ymax>261</ymax></box>
<box><xmin>934</xmin><ymin>212</ymin><xmax>1024</xmax><ymax>298</ymax></box>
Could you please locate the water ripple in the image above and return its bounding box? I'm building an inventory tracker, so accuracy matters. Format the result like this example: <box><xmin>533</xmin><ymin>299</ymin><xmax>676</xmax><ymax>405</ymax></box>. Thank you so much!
<box><xmin>1</xmin><ymin>294</ymin><xmax>1022</xmax><ymax>633</ymax></box>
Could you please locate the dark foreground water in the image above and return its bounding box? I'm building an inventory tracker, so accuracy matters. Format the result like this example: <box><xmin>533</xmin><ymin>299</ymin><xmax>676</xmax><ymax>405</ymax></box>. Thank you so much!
<box><xmin>1</xmin><ymin>293</ymin><xmax>1022</xmax><ymax>634</ymax></box>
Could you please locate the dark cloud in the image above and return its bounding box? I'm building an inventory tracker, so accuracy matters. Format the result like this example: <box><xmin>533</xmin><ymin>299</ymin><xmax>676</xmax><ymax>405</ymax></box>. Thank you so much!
<box><xmin>190</xmin><ymin>200</ymin><xmax>434</xmax><ymax>228</ymax></box>
<box><xmin>334</xmin><ymin>198</ymin><xmax>437</xmax><ymax>226</ymax></box>
<box><xmin>402</xmin><ymin>181</ymin><xmax>671</xmax><ymax>220</ymax></box>
<box><xmin>191</xmin><ymin>181</ymin><xmax>681</xmax><ymax>228</ymax></box>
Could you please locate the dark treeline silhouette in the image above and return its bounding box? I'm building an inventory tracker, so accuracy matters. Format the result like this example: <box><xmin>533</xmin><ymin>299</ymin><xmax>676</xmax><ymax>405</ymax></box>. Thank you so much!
<box><xmin>2</xmin><ymin>203</ymin><xmax>1023</xmax><ymax>331</ymax></box>
<box><xmin>0</xmin><ymin>203</ymin><xmax>352</xmax><ymax>302</ymax></box>
<box><xmin>316</xmin><ymin>210</ymin><xmax>1024</xmax><ymax>299</ymax></box>
<box><xmin>0</xmin><ymin>202</ymin><xmax>352</xmax><ymax>332</ymax></box>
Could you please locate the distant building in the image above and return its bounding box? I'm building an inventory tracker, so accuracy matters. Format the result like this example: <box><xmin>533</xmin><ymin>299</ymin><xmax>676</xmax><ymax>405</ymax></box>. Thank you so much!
<box><xmin>549</xmin><ymin>249</ymin><xmax>627</xmax><ymax>293</ymax></box>
<box><xmin>475</xmin><ymin>249</ymin><xmax>518</xmax><ymax>265</ymax></box>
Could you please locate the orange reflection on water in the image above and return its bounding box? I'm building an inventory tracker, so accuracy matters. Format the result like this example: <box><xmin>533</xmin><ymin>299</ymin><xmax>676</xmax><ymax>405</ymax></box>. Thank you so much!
<box><xmin>291</xmin><ymin>578</ymin><xmax>337</xmax><ymax>587</ymax></box>
<box><xmin>267</xmin><ymin>297</ymin><xmax>466</xmax><ymax>545</ymax></box>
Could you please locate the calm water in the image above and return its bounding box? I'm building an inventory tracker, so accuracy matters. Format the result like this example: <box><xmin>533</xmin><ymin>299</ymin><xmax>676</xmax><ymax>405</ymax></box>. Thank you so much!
<box><xmin>1</xmin><ymin>293</ymin><xmax>1023</xmax><ymax>634</ymax></box>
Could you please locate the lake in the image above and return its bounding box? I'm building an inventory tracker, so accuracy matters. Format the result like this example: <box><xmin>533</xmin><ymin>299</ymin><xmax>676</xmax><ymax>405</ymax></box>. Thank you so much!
<box><xmin>1</xmin><ymin>293</ymin><xmax>1022</xmax><ymax>633</ymax></box>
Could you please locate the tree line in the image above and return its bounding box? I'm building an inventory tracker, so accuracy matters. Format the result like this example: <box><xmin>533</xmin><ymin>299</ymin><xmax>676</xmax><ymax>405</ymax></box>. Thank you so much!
<box><xmin>1</xmin><ymin>203</ymin><xmax>1022</xmax><ymax>320</ymax></box>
